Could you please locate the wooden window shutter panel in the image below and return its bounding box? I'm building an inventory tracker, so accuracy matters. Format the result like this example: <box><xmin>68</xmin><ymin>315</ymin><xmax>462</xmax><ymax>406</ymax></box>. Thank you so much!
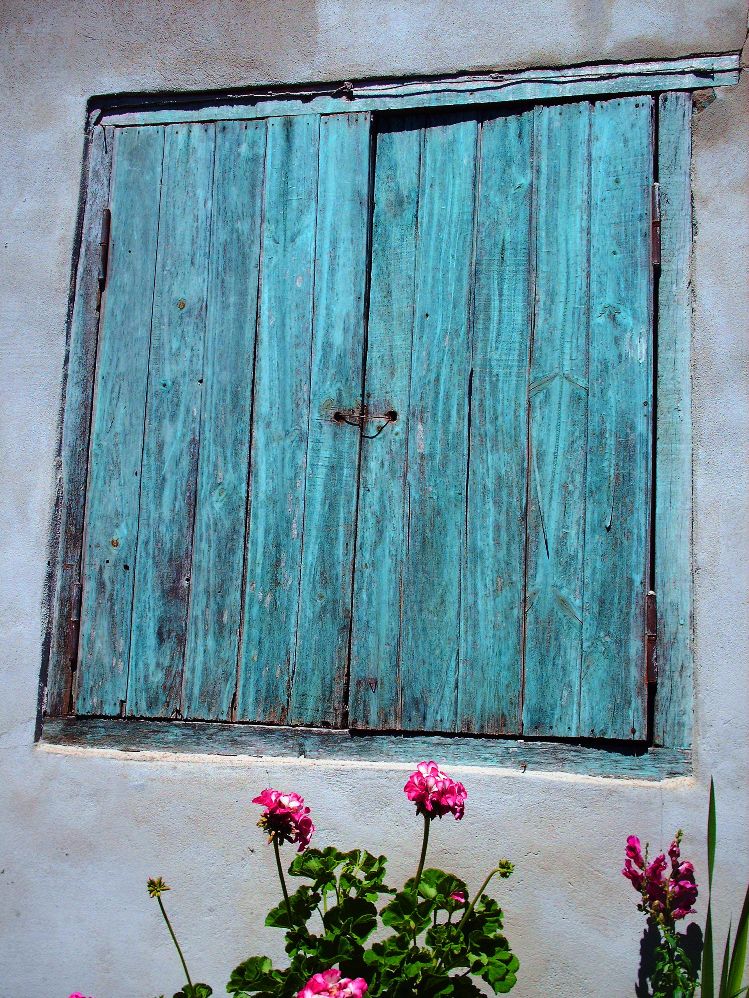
<box><xmin>76</xmin><ymin>113</ymin><xmax>371</xmax><ymax>725</ymax></box>
<box><xmin>75</xmin><ymin>98</ymin><xmax>654</xmax><ymax>743</ymax></box>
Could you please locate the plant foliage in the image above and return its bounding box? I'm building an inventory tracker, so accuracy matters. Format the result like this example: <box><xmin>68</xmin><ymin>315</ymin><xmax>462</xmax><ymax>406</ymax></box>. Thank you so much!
<box><xmin>227</xmin><ymin>847</ymin><xmax>518</xmax><ymax>997</ymax></box>
<box><xmin>701</xmin><ymin>779</ymin><xmax>749</xmax><ymax>998</ymax></box>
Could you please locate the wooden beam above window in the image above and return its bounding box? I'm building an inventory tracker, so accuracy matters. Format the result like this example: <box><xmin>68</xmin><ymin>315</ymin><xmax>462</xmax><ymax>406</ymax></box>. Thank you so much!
<box><xmin>95</xmin><ymin>53</ymin><xmax>741</xmax><ymax>128</ymax></box>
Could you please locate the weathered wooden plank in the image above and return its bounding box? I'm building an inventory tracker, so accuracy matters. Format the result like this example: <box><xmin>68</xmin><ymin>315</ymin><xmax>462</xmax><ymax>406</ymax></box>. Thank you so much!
<box><xmin>289</xmin><ymin>113</ymin><xmax>371</xmax><ymax>726</ymax></box>
<box><xmin>399</xmin><ymin>114</ymin><xmax>478</xmax><ymax>732</ymax></box>
<box><xmin>182</xmin><ymin>120</ymin><xmax>267</xmax><ymax>720</ymax></box>
<box><xmin>236</xmin><ymin>114</ymin><xmax>320</xmax><ymax>723</ymax></box>
<box><xmin>76</xmin><ymin>126</ymin><xmax>165</xmax><ymax>715</ymax></box>
<box><xmin>458</xmin><ymin>111</ymin><xmax>533</xmax><ymax>735</ymax></box>
<box><xmin>522</xmin><ymin>103</ymin><xmax>591</xmax><ymax>737</ymax></box>
<box><xmin>580</xmin><ymin>97</ymin><xmax>653</xmax><ymax>740</ymax></box>
<box><xmin>42</xmin><ymin>716</ymin><xmax>692</xmax><ymax>780</ymax></box>
<box><xmin>128</xmin><ymin>123</ymin><xmax>216</xmax><ymax>717</ymax></box>
<box><xmin>100</xmin><ymin>54</ymin><xmax>740</xmax><ymax>126</ymax></box>
<box><xmin>349</xmin><ymin>118</ymin><xmax>422</xmax><ymax>730</ymax></box>
<box><xmin>46</xmin><ymin>123</ymin><xmax>114</xmax><ymax>716</ymax></box>
<box><xmin>654</xmin><ymin>92</ymin><xmax>693</xmax><ymax>749</ymax></box>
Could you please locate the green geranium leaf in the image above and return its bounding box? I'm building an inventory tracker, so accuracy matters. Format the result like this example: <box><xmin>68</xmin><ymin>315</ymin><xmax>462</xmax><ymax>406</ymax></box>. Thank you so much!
<box><xmin>403</xmin><ymin>869</ymin><xmax>467</xmax><ymax>908</ymax></box>
<box><xmin>478</xmin><ymin>947</ymin><xmax>520</xmax><ymax>994</ymax></box>
<box><xmin>445</xmin><ymin>978</ymin><xmax>486</xmax><ymax>997</ymax></box>
<box><xmin>465</xmin><ymin>895</ymin><xmax>505</xmax><ymax>936</ymax></box>
<box><xmin>288</xmin><ymin>847</ymin><xmax>347</xmax><ymax>889</ymax></box>
<box><xmin>338</xmin><ymin>850</ymin><xmax>392</xmax><ymax>900</ymax></box>
<box><xmin>381</xmin><ymin>890</ymin><xmax>432</xmax><ymax>935</ymax></box>
<box><xmin>265</xmin><ymin>885</ymin><xmax>320</xmax><ymax>930</ymax></box>
<box><xmin>364</xmin><ymin>932</ymin><xmax>413</xmax><ymax>965</ymax></box>
<box><xmin>323</xmin><ymin>896</ymin><xmax>378</xmax><ymax>943</ymax></box>
<box><xmin>173</xmin><ymin>986</ymin><xmax>213</xmax><ymax>998</ymax></box>
<box><xmin>416</xmin><ymin>975</ymin><xmax>485</xmax><ymax>997</ymax></box>
<box><xmin>226</xmin><ymin>956</ymin><xmax>284</xmax><ymax>996</ymax></box>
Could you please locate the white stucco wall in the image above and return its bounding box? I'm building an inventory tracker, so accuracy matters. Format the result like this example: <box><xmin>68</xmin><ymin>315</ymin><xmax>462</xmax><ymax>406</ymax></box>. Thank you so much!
<box><xmin>1</xmin><ymin>3</ymin><xmax>748</xmax><ymax>996</ymax></box>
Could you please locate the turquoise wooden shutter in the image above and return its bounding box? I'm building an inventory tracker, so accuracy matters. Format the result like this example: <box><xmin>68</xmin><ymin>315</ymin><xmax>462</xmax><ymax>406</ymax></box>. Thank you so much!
<box><xmin>76</xmin><ymin>96</ymin><xmax>653</xmax><ymax>741</ymax></box>
<box><xmin>351</xmin><ymin>96</ymin><xmax>653</xmax><ymax>739</ymax></box>
<box><xmin>525</xmin><ymin>98</ymin><xmax>654</xmax><ymax>740</ymax></box>
<box><xmin>76</xmin><ymin>113</ymin><xmax>370</xmax><ymax>724</ymax></box>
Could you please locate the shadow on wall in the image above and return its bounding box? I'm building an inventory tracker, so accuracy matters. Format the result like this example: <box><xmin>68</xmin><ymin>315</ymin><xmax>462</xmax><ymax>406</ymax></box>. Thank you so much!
<box><xmin>635</xmin><ymin>920</ymin><xmax>703</xmax><ymax>998</ymax></box>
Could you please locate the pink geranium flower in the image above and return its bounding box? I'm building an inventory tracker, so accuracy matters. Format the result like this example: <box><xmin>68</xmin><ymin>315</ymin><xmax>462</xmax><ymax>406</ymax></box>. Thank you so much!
<box><xmin>297</xmin><ymin>968</ymin><xmax>368</xmax><ymax>997</ymax></box>
<box><xmin>404</xmin><ymin>761</ymin><xmax>467</xmax><ymax>820</ymax></box>
<box><xmin>622</xmin><ymin>830</ymin><xmax>698</xmax><ymax>925</ymax></box>
<box><xmin>68</xmin><ymin>993</ymin><xmax>94</xmax><ymax>997</ymax></box>
<box><xmin>252</xmin><ymin>788</ymin><xmax>315</xmax><ymax>852</ymax></box>
<box><xmin>450</xmin><ymin>890</ymin><xmax>467</xmax><ymax>904</ymax></box>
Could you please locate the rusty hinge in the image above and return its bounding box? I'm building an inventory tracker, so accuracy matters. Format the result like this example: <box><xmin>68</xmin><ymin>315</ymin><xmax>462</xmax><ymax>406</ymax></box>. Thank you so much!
<box><xmin>651</xmin><ymin>182</ymin><xmax>661</xmax><ymax>268</ymax></box>
<box><xmin>334</xmin><ymin>80</ymin><xmax>354</xmax><ymax>100</ymax></box>
<box><xmin>97</xmin><ymin>207</ymin><xmax>112</xmax><ymax>308</ymax></box>
<box><xmin>645</xmin><ymin>589</ymin><xmax>657</xmax><ymax>684</ymax></box>
<box><xmin>64</xmin><ymin>580</ymin><xmax>83</xmax><ymax>669</ymax></box>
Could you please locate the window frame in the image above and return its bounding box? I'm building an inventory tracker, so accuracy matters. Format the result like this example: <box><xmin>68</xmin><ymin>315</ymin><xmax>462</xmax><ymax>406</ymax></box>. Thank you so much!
<box><xmin>40</xmin><ymin>54</ymin><xmax>741</xmax><ymax>777</ymax></box>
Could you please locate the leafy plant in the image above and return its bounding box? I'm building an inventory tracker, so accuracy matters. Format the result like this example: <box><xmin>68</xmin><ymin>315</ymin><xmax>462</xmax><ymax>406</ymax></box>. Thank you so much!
<box><xmin>623</xmin><ymin>778</ymin><xmax>748</xmax><ymax>998</ymax></box>
<box><xmin>227</xmin><ymin>761</ymin><xmax>518</xmax><ymax>997</ymax></box>
<box><xmin>700</xmin><ymin>779</ymin><xmax>749</xmax><ymax>998</ymax></box>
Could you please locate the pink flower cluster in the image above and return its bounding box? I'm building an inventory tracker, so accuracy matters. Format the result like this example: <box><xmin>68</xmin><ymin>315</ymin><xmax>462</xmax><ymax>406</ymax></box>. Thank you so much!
<box><xmin>297</xmin><ymin>968</ymin><xmax>368</xmax><ymax>997</ymax></box>
<box><xmin>622</xmin><ymin>832</ymin><xmax>698</xmax><ymax>924</ymax></box>
<box><xmin>404</xmin><ymin>761</ymin><xmax>467</xmax><ymax>820</ymax></box>
<box><xmin>68</xmin><ymin>993</ymin><xmax>94</xmax><ymax>997</ymax></box>
<box><xmin>253</xmin><ymin>788</ymin><xmax>315</xmax><ymax>852</ymax></box>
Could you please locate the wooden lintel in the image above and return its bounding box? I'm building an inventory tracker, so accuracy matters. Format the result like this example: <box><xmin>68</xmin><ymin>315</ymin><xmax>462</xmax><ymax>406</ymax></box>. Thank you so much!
<box><xmin>41</xmin><ymin>717</ymin><xmax>691</xmax><ymax>780</ymax></box>
<box><xmin>96</xmin><ymin>54</ymin><xmax>741</xmax><ymax>127</ymax></box>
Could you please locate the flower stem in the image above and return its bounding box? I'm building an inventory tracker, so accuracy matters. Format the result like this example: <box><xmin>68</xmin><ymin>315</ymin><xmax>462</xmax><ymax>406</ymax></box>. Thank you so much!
<box><xmin>157</xmin><ymin>895</ymin><xmax>193</xmax><ymax>988</ymax></box>
<box><xmin>457</xmin><ymin>866</ymin><xmax>503</xmax><ymax>933</ymax></box>
<box><xmin>414</xmin><ymin>812</ymin><xmax>431</xmax><ymax>889</ymax></box>
<box><xmin>272</xmin><ymin>834</ymin><xmax>292</xmax><ymax>925</ymax></box>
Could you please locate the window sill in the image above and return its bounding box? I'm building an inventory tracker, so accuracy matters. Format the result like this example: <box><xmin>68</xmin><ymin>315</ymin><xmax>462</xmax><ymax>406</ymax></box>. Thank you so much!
<box><xmin>40</xmin><ymin>717</ymin><xmax>690</xmax><ymax>780</ymax></box>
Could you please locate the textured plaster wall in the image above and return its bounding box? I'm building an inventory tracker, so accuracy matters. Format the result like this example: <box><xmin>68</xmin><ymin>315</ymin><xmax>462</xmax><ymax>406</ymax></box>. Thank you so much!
<box><xmin>1</xmin><ymin>3</ymin><xmax>748</xmax><ymax>996</ymax></box>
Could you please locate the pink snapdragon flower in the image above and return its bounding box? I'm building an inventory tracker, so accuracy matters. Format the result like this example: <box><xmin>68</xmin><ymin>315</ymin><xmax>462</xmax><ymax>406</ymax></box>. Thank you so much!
<box><xmin>625</xmin><ymin>835</ymin><xmax>645</xmax><ymax>868</ymax></box>
<box><xmin>252</xmin><ymin>788</ymin><xmax>315</xmax><ymax>852</ymax></box>
<box><xmin>622</xmin><ymin>830</ymin><xmax>698</xmax><ymax>925</ymax></box>
<box><xmin>404</xmin><ymin>761</ymin><xmax>467</xmax><ymax>820</ymax></box>
<box><xmin>297</xmin><ymin>968</ymin><xmax>368</xmax><ymax>997</ymax></box>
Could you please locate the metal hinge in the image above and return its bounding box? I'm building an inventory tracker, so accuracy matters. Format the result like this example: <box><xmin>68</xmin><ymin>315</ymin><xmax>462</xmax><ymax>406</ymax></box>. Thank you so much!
<box><xmin>645</xmin><ymin>589</ymin><xmax>657</xmax><ymax>684</ymax></box>
<box><xmin>334</xmin><ymin>80</ymin><xmax>355</xmax><ymax>100</ymax></box>
<box><xmin>651</xmin><ymin>182</ymin><xmax>661</xmax><ymax>268</ymax></box>
<box><xmin>64</xmin><ymin>580</ymin><xmax>83</xmax><ymax>670</ymax></box>
<box><xmin>97</xmin><ymin>207</ymin><xmax>112</xmax><ymax>308</ymax></box>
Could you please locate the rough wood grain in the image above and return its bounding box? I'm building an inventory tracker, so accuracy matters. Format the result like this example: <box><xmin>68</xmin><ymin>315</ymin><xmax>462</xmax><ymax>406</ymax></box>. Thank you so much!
<box><xmin>654</xmin><ymin>92</ymin><xmax>693</xmax><ymax>749</ymax></box>
<box><xmin>100</xmin><ymin>55</ymin><xmax>740</xmax><ymax>127</ymax></box>
<box><xmin>522</xmin><ymin>103</ymin><xmax>591</xmax><ymax>737</ymax></box>
<box><xmin>182</xmin><ymin>120</ymin><xmax>267</xmax><ymax>720</ymax></box>
<box><xmin>579</xmin><ymin>97</ymin><xmax>653</xmax><ymax>740</ymax></box>
<box><xmin>349</xmin><ymin>117</ymin><xmax>422</xmax><ymax>730</ymax></box>
<box><xmin>46</xmin><ymin>123</ymin><xmax>114</xmax><ymax>716</ymax></box>
<box><xmin>42</xmin><ymin>716</ymin><xmax>692</xmax><ymax>780</ymax></box>
<box><xmin>399</xmin><ymin>114</ymin><xmax>478</xmax><ymax>732</ymax></box>
<box><xmin>236</xmin><ymin>114</ymin><xmax>320</xmax><ymax>723</ymax></box>
<box><xmin>77</xmin><ymin>126</ymin><xmax>165</xmax><ymax>715</ymax></box>
<box><xmin>289</xmin><ymin>113</ymin><xmax>371</xmax><ymax>726</ymax></box>
<box><xmin>128</xmin><ymin>123</ymin><xmax>216</xmax><ymax>717</ymax></box>
<box><xmin>457</xmin><ymin>111</ymin><xmax>533</xmax><ymax>735</ymax></box>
